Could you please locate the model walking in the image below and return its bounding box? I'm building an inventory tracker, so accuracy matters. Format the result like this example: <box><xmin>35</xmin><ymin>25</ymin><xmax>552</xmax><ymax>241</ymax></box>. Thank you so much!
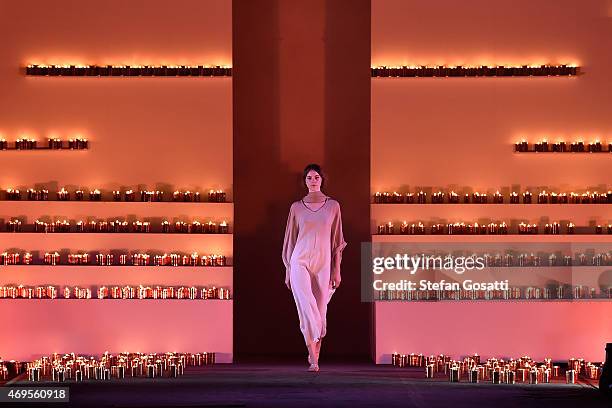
<box><xmin>282</xmin><ymin>164</ymin><xmax>347</xmax><ymax>372</ymax></box>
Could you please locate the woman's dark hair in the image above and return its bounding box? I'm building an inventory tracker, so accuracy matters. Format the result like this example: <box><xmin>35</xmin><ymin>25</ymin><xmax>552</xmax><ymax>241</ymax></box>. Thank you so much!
<box><xmin>303</xmin><ymin>163</ymin><xmax>325</xmax><ymax>189</ymax></box>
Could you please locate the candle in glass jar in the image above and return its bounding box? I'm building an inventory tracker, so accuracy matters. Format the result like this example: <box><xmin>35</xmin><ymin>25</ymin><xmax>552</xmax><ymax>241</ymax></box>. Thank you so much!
<box><xmin>56</xmin><ymin>188</ymin><xmax>70</xmax><ymax>201</ymax></box>
<box><xmin>219</xmin><ymin>220</ymin><xmax>229</xmax><ymax>234</ymax></box>
<box><xmin>416</xmin><ymin>191</ymin><xmax>427</xmax><ymax>204</ymax></box>
<box><xmin>89</xmin><ymin>189</ymin><xmax>101</xmax><ymax>201</ymax></box>
<box><xmin>493</xmin><ymin>191</ymin><xmax>503</xmax><ymax>204</ymax></box>
<box><xmin>124</xmin><ymin>190</ymin><xmax>135</xmax><ymax>201</ymax></box>
<box><xmin>208</xmin><ymin>189</ymin><xmax>217</xmax><ymax>202</ymax></box>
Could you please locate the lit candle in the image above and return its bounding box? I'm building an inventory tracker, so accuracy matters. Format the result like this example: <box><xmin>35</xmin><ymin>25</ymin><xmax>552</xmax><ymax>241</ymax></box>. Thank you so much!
<box><xmin>57</xmin><ymin>187</ymin><xmax>70</xmax><ymax>201</ymax></box>
<box><xmin>219</xmin><ymin>220</ymin><xmax>229</xmax><ymax>234</ymax></box>
<box><xmin>416</xmin><ymin>191</ymin><xmax>426</xmax><ymax>204</ymax></box>
<box><xmin>522</xmin><ymin>191</ymin><xmax>532</xmax><ymax>204</ymax></box>
<box><xmin>493</xmin><ymin>191</ymin><xmax>503</xmax><ymax>204</ymax></box>
<box><xmin>89</xmin><ymin>189</ymin><xmax>101</xmax><ymax>201</ymax></box>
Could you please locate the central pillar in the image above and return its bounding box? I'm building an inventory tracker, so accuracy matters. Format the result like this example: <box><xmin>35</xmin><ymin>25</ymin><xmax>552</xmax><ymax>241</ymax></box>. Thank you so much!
<box><xmin>233</xmin><ymin>0</ymin><xmax>371</xmax><ymax>360</ymax></box>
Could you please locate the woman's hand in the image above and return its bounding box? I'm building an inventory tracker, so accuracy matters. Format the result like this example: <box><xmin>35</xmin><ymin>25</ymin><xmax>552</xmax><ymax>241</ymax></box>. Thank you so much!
<box><xmin>285</xmin><ymin>274</ymin><xmax>291</xmax><ymax>291</ymax></box>
<box><xmin>330</xmin><ymin>273</ymin><xmax>341</xmax><ymax>290</ymax></box>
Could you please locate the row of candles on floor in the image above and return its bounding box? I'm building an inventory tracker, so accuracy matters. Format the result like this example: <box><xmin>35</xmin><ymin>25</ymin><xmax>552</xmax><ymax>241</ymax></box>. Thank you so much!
<box><xmin>390</xmin><ymin>353</ymin><xmax>601</xmax><ymax>384</ymax></box>
<box><xmin>6</xmin><ymin>219</ymin><xmax>229</xmax><ymax>234</ymax></box>
<box><xmin>373</xmin><ymin>190</ymin><xmax>612</xmax><ymax>204</ymax></box>
<box><xmin>0</xmin><ymin>137</ymin><xmax>88</xmax><ymax>150</ymax></box>
<box><xmin>377</xmin><ymin>286</ymin><xmax>612</xmax><ymax>301</ymax></box>
<box><xmin>371</xmin><ymin>65</ymin><xmax>579</xmax><ymax>78</ymax></box>
<box><xmin>1</xmin><ymin>352</ymin><xmax>217</xmax><ymax>382</ymax></box>
<box><xmin>0</xmin><ymin>252</ymin><xmax>227</xmax><ymax>266</ymax></box>
<box><xmin>376</xmin><ymin>221</ymin><xmax>612</xmax><ymax>235</ymax></box>
<box><xmin>3</xmin><ymin>188</ymin><xmax>227</xmax><ymax>202</ymax></box>
<box><xmin>26</xmin><ymin>64</ymin><xmax>232</xmax><ymax>77</ymax></box>
<box><xmin>0</xmin><ymin>285</ymin><xmax>231</xmax><ymax>299</ymax></box>
<box><xmin>515</xmin><ymin>140</ymin><xmax>611</xmax><ymax>153</ymax></box>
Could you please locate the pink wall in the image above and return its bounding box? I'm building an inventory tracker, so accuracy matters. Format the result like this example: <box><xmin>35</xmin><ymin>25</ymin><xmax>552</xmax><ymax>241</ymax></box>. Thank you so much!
<box><xmin>372</xmin><ymin>0</ymin><xmax>611</xmax><ymax>192</ymax></box>
<box><xmin>0</xmin><ymin>300</ymin><xmax>233</xmax><ymax>362</ymax></box>
<box><xmin>372</xmin><ymin>0</ymin><xmax>612</xmax><ymax>363</ymax></box>
<box><xmin>0</xmin><ymin>0</ymin><xmax>232</xmax><ymax>194</ymax></box>
<box><xmin>0</xmin><ymin>0</ymin><xmax>233</xmax><ymax>361</ymax></box>
<box><xmin>375</xmin><ymin>301</ymin><xmax>611</xmax><ymax>363</ymax></box>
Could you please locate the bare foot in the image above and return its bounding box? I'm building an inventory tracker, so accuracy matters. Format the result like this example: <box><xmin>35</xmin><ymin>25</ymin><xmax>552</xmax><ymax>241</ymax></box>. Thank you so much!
<box><xmin>307</xmin><ymin>341</ymin><xmax>318</xmax><ymax>367</ymax></box>
<box><xmin>308</xmin><ymin>363</ymin><xmax>319</xmax><ymax>372</ymax></box>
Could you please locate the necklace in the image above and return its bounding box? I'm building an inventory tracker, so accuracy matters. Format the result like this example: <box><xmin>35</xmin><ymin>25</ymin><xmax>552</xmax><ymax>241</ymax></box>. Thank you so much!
<box><xmin>301</xmin><ymin>197</ymin><xmax>328</xmax><ymax>212</ymax></box>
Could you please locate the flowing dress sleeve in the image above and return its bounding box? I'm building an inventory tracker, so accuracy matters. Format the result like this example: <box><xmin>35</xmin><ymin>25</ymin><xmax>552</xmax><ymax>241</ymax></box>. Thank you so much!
<box><xmin>282</xmin><ymin>202</ymin><xmax>298</xmax><ymax>275</ymax></box>
<box><xmin>331</xmin><ymin>201</ymin><xmax>348</xmax><ymax>277</ymax></box>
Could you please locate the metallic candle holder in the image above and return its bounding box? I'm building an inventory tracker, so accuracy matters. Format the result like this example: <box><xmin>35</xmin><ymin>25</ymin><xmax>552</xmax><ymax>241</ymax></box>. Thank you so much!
<box><xmin>425</xmin><ymin>364</ymin><xmax>435</xmax><ymax>378</ymax></box>
<box><xmin>469</xmin><ymin>368</ymin><xmax>479</xmax><ymax>383</ymax></box>
<box><xmin>449</xmin><ymin>366</ymin><xmax>460</xmax><ymax>382</ymax></box>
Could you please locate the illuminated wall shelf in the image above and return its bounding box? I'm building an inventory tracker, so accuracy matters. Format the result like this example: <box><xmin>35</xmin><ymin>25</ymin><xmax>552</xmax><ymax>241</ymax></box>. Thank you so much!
<box><xmin>372</xmin><ymin>234</ymin><xmax>612</xmax><ymax>243</ymax></box>
<box><xmin>371</xmin><ymin>203</ymin><xmax>612</xmax><ymax>207</ymax></box>
<box><xmin>513</xmin><ymin>141</ymin><xmax>611</xmax><ymax>153</ymax></box>
<box><xmin>0</xmin><ymin>233</ymin><xmax>233</xmax><ymax>254</ymax></box>
<box><xmin>370</xmin><ymin>204</ymin><xmax>612</xmax><ymax>230</ymax></box>
<box><xmin>0</xmin><ymin>231</ymin><xmax>232</xmax><ymax>235</ymax></box>
<box><xmin>0</xmin><ymin>147</ymin><xmax>89</xmax><ymax>151</ymax></box>
<box><xmin>0</xmin><ymin>265</ymin><xmax>232</xmax><ymax>287</ymax></box>
<box><xmin>0</xmin><ymin>198</ymin><xmax>232</xmax><ymax>204</ymax></box>
<box><xmin>0</xmin><ymin>201</ymin><xmax>233</xmax><ymax>219</ymax></box>
<box><xmin>25</xmin><ymin>65</ymin><xmax>232</xmax><ymax>77</ymax></box>
<box><xmin>0</xmin><ymin>300</ymin><xmax>233</xmax><ymax>362</ymax></box>
<box><xmin>371</xmin><ymin>65</ymin><xmax>579</xmax><ymax>78</ymax></box>
<box><xmin>514</xmin><ymin>150</ymin><xmax>611</xmax><ymax>154</ymax></box>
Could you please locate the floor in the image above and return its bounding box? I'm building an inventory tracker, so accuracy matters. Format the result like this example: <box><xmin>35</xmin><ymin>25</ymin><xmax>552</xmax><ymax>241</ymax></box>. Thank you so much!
<box><xmin>2</xmin><ymin>363</ymin><xmax>609</xmax><ymax>408</ymax></box>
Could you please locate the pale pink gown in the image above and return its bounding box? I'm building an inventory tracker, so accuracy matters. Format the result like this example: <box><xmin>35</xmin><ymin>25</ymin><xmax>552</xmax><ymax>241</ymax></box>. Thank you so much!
<box><xmin>282</xmin><ymin>194</ymin><xmax>347</xmax><ymax>345</ymax></box>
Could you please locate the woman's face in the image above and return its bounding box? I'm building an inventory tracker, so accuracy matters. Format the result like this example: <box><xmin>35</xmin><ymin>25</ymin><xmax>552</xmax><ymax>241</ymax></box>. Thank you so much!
<box><xmin>305</xmin><ymin>170</ymin><xmax>322</xmax><ymax>192</ymax></box>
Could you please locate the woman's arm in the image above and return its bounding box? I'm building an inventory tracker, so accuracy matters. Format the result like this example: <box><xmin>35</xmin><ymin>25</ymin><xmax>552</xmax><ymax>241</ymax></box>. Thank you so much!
<box><xmin>282</xmin><ymin>203</ymin><xmax>298</xmax><ymax>288</ymax></box>
<box><xmin>330</xmin><ymin>201</ymin><xmax>347</xmax><ymax>288</ymax></box>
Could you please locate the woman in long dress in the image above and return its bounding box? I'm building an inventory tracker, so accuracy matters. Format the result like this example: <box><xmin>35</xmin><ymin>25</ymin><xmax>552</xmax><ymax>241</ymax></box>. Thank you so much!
<box><xmin>282</xmin><ymin>163</ymin><xmax>347</xmax><ymax>372</ymax></box>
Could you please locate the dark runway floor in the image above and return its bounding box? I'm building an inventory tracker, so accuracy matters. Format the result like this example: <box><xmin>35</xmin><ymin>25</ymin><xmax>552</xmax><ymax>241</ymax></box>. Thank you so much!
<box><xmin>2</xmin><ymin>363</ymin><xmax>610</xmax><ymax>408</ymax></box>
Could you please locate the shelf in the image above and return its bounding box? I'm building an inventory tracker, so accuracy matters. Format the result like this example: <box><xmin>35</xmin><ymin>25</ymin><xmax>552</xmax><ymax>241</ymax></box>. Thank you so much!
<box><xmin>0</xmin><ymin>148</ymin><xmax>89</xmax><ymax>151</ymax></box>
<box><xmin>372</xmin><ymin>265</ymin><xmax>608</xmax><ymax>291</ymax></box>
<box><xmin>370</xmin><ymin>65</ymin><xmax>579</xmax><ymax>78</ymax></box>
<box><xmin>0</xmin><ymin>201</ymin><xmax>233</xmax><ymax>221</ymax></box>
<box><xmin>0</xmin><ymin>299</ymin><xmax>233</xmax><ymax>362</ymax></box>
<box><xmin>371</xmin><ymin>203</ymin><xmax>612</xmax><ymax>206</ymax></box>
<box><xmin>0</xmin><ymin>265</ymin><xmax>233</xmax><ymax>288</ymax></box>
<box><xmin>0</xmin><ymin>232</ymin><xmax>232</xmax><ymax>235</ymax></box>
<box><xmin>372</xmin><ymin>234</ymin><xmax>612</xmax><ymax>243</ymax></box>
<box><xmin>370</xmin><ymin>203</ymin><xmax>612</xmax><ymax>232</ymax></box>
<box><xmin>25</xmin><ymin>65</ymin><xmax>232</xmax><ymax>77</ymax></box>
<box><xmin>0</xmin><ymin>233</ymin><xmax>233</xmax><ymax>254</ymax></box>
<box><xmin>514</xmin><ymin>151</ymin><xmax>611</xmax><ymax>154</ymax></box>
